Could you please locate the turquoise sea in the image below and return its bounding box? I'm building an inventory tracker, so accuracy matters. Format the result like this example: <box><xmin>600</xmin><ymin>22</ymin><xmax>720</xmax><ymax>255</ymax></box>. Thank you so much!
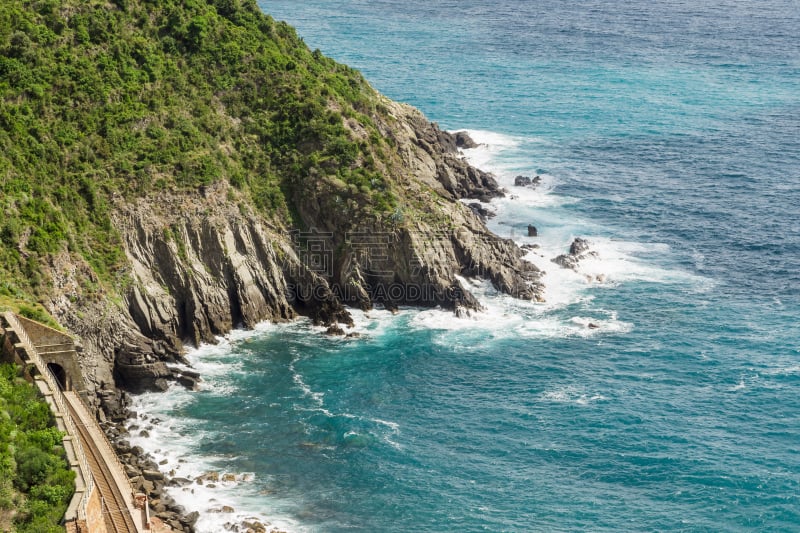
<box><xmin>128</xmin><ymin>1</ymin><xmax>800</xmax><ymax>531</ymax></box>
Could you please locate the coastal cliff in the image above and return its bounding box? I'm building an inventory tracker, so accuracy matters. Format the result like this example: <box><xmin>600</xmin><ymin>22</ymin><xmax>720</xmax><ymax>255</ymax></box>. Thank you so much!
<box><xmin>0</xmin><ymin>1</ymin><xmax>541</xmax><ymax>397</ymax></box>
<box><xmin>0</xmin><ymin>1</ymin><xmax>546</xmax><ymax>529</ymax></box>
<box><xmin>46</xmin><ymin>101</ymin><xmax>543</xmax><ymax>396</ymax></box>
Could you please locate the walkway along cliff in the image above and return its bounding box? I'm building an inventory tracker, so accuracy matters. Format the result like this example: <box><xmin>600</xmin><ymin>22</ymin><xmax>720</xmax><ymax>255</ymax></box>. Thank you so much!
<box><xmin>2</xmin><ymin>312</ymin><xmax>150</xmax><ymax>533</ymax></box>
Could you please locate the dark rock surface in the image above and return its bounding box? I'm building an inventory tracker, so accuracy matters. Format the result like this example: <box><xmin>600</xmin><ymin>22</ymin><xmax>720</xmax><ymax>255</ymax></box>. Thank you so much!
<box><xmin>514</xmin><ymin>175</ymin><xmax>542</xmax><ymax>187</ymax></box>
<box><xmin>552</xmin><ymin>237</ymin><xmax>597</xmax><ymax>270</ymax></box>
<box><xmin>467</xmin><ymin>202</ymin><xmax>496</xmax><ymax>221</ymax></box>
<box><xmin>454</xmin><ymin>131</ymin><xmax>479</xmax><ymax>149</ymax></box>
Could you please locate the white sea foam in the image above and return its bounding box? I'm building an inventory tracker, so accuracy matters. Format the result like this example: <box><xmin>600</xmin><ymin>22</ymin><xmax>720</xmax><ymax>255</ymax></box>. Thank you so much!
<box><xmin>126</xmin><ymin>327</ymin><xmax>308</xmax><ymax>533</ymax></box>
<box><xmin>456</xmin><ymin>129</ymin><xmax>522</xmax><ymax>170</ymax></box>
<box><xmin>457</xmin><ymin>127</ymin><xmax>712</xmax><ymax>303</ymax></box>
<box><xmin>288</xmin><ymin>350</ymin><xmax>404</xmax><ymax>450</ymax></box>
<box><xmin>764</xmin><ymin>364</ymin><xmax>800</xmax><ymax>376</ymax></box>
<box><xmin>289</xmin><ymin>355</ymin><xmax>325</xmax><ymax>407</ymax></box>
<box><xmin>128</xmin><ymin>126</ymin><xmax>711</xmax><ymax>532</ymax></box>
<box><xmin>459</xmin><ymin>129</ymin><xmax>570</xmax><ymax>210</ymax></box>
<box><xmin>540</xmin><ymin>385</ymin><xmax>607</xmax><ymax>405</ymax></box>
<box><xmin>408</xmin><ymin>126</ymin><xmax>716</xmax><ymax>343</ymax></box>
<box><xmin>407</xmin><ymin>276</ymin><xmax>632</xmax><ymax>343</ymax></box>
<box><xmin>728</xmin><ymin>377</ymin><xmax>747</xmax><ymax>392</ymax></box>
<box><xmin>348</xmin><ymin>307</ymin><xmax>409</xmax><ymax>337</ymax></box>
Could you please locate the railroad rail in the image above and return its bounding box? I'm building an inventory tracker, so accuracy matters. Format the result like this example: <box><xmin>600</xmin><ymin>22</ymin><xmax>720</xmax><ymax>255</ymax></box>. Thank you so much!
<box><xmin>64</xmin><ymin>391</ymin><xmax>139</xmax><ymax>533</ymax></box>
<box><xmin>3</xmin><ymin>311</ymin><xmax>146</xmax><ymax>532</ymax></box>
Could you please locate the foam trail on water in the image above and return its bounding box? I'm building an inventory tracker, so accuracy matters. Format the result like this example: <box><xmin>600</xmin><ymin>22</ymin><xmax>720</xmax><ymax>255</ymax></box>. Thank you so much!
<box><xmin>540</xmin><ymin>385</ymin><xmax>608</xmax><ymax>405</ymax></box>
<box><xmin>408</xmin><ymin>277</ymin><xmax>633</xmax><ymax>343</ymax></box>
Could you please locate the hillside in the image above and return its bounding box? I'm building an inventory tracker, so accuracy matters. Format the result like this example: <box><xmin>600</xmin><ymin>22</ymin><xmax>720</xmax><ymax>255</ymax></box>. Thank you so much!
<box><xmin>1</xmin><ymin>0</ymin><xmax>393</xmax><ymax>295</ymax></box>
<box><xmin>0</xmin><ymin>0</ymin><xmax>542</xmax><ymax>396</ymax></box>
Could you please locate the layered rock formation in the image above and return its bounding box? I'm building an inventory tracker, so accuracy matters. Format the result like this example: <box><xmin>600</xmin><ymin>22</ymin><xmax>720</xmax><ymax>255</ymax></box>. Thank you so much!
<box><xmin>44</xmin><ymin>102</ymin><xmax>542</xmax><ymax>397</ymax></box>
<box><xmin>3</xmin><ymin>2</ymin><xmax>550</xmax><ymax>529</ymax></box>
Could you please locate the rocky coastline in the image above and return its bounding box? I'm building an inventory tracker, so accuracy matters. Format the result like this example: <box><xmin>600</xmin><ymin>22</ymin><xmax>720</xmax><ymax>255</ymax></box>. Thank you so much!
<box><xmin>4</xmin><ymin>1</ymin><xmax>547</xmax><ymax>529</ymax></box>
<box><xmin>48</xmin><ymin>102</ymin><xmax>544</xmax><ymax>395</ymax></box>
<box><xmin>42</xmin><ymin>108</ymin><xmax>546</xmax><ymax>531</ymax></box>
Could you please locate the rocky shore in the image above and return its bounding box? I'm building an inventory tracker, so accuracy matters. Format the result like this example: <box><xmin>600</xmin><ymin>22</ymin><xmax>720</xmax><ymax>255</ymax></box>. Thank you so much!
<box><xmin>3</xmin><ymin>1</ymin><xmax>548</xmax><ymax>529</ymax></box>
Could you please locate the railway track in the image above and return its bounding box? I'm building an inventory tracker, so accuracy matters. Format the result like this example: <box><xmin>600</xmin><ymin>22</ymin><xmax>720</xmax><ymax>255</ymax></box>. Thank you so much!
<box><xmin>63</xmin><ymin>392</ymin><xmax>138</xmax><ymax>533</ymax></box>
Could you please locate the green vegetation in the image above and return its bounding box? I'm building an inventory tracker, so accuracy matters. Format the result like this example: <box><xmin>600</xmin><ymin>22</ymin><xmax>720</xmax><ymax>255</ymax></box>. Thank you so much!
<box><xmin>0</xmin><ymin>0</ymin><xmax>398</xmax><ymax>302</ymax></box>
<box><xmin>0</xmin><ymin>288</ymin><xmax>61</xmax><ymax>329</ymax></box>
<box><xmin>0</xmin><ymin>363</ymin><xmax>75</xmax><ymax>533</ymax></box>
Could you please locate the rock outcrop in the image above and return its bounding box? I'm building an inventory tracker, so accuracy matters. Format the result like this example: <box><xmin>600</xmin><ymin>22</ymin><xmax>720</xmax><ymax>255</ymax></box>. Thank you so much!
<box><xmin>514</xmin><ymin>175</ymin><xmax>542</xmax><ymax>187</ymax></box>
<box><xmin>552</xmin><ymin>237</ymin><xmax>597</xmax><ymax>270</ymax></box>
<box><xmin>382</xmin><ymin>103</ymin><xmax>503</xmax><ymax>202</ymax></box>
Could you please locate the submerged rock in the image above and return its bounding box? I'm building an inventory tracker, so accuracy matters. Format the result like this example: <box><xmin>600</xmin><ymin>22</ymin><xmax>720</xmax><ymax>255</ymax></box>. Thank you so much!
<box><xmin>514</xmin><ymin>175</ymin><xmax>542</xmax><ymax>187</ymax></box>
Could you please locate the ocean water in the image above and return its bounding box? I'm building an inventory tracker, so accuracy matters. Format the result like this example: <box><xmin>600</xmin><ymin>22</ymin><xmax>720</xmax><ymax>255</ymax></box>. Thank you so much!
<box><xmin>127</xmin><ymin>1</ymin><xmax>800</xmax><ymax>531</ymax></box>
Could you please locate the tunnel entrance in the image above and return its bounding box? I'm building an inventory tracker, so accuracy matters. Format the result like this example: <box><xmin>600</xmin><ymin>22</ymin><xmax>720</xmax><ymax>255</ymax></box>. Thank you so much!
<box><xmin>47</xmin><ymin>362</ymin><xmax>68</xmax><ymax>391</ymax></box>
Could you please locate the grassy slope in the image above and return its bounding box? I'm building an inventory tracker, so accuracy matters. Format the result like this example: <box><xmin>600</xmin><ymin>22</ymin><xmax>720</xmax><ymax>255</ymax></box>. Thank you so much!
<box><xmin>0</xmin><ymin>0</ymin><xmax>399</xmax><ymax>308</ymax></box>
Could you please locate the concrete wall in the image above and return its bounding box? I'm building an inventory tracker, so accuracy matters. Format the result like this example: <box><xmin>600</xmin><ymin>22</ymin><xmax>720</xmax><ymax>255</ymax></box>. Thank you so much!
<box><xmin>1</xmin><ymin>325</ymin><xmax>36</xmax><ymax>382</ymax></box>
<box><xmin>84</xmin><ymin>483</ymin><xmax>108</xmax><ymax>533</ymax></box>
<box><xmin>1</xmin><ymin>323</ymin><xmax>22</xmax><ymax>365</ymax></box>
<box><xmin>15</xmin><ymin>314</ymin><xmax>72</xmax><ymax>346</ymax></box>
<box><xmin>15</xmin><ymin>315</ymin><xmax>86</xmax><ymax>393</ymax></box>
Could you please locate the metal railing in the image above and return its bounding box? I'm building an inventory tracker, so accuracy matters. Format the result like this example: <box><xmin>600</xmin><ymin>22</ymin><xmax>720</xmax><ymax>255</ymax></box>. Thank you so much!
<box><xmin>68</xmin><ymin>390</ymin><xmax>138</xmax><ymax>498</ymax></box>
<box><xmin>3</xmin><ymin>312</ymin><xmax>94</xmax><ymax>521</ymax></box>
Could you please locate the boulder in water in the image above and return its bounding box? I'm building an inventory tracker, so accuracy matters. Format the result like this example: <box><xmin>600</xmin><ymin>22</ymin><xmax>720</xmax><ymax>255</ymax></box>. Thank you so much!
<box><xmin>552</xmin><ymin>237</ymin><xmax>597</xmax><ymax>270</ymax></box>
<box><xmin>454</xmin><ymin>131</ymin><xmax>478</xmax><ymax>149</ymax></box>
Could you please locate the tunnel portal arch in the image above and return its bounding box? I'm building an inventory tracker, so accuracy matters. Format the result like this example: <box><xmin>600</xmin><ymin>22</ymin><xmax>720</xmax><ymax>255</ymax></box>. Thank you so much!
<box><xmin>47</xmin><ymin>362</ymin><xmax>69</xmax><ymax>391</ymax></box>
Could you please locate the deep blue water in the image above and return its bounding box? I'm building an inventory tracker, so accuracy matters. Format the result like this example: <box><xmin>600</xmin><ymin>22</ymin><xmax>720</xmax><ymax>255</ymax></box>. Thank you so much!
<box><xmin>129</xmin><ymin>1</ymin><xmax>800</xmax><ymax>531</ymax></box>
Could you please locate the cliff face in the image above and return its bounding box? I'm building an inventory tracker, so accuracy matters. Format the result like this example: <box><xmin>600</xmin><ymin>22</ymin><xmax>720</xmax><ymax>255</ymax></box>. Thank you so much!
<box><xmin>0</xmin><ymin>0</ymin><xmax>543</xmax><ymax>398</ymax></box>
<box><xmin>43</xmin><ymin>100</ymin><xmax>542</xmax><ymax>396</ymax></box>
